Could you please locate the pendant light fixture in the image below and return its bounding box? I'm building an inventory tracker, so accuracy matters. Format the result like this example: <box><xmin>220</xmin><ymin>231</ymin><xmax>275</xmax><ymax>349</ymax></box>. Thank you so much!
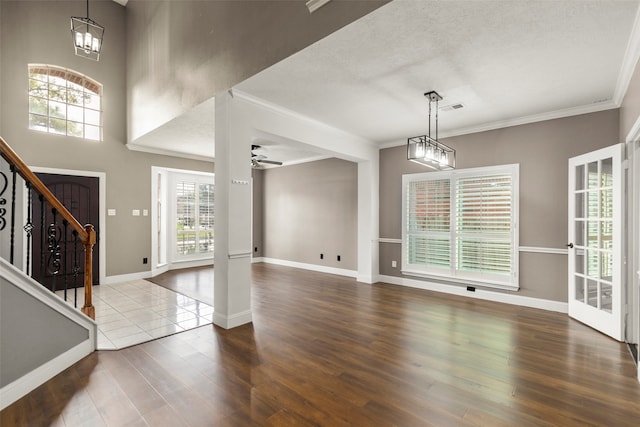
<box><xmin>70</xmin><ymin>0</ymin><xmax>104</xmax><ymax>61</ymax></box>
<box><xmin>407</xmin><ymin>91</ymin><xmax>456</xmax><ymax>170</ymax></box>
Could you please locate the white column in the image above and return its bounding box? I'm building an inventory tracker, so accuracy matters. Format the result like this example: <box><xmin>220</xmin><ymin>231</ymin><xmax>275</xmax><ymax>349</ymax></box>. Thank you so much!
<box><xmin>213</xmin><ymin>92</ymin><xmax>253</xmax><ymax>329</ymax></box>
<box><xmin>357</xmin><ymin>158</ymin><xmax>379</xmax><ymax>284</ymax></box>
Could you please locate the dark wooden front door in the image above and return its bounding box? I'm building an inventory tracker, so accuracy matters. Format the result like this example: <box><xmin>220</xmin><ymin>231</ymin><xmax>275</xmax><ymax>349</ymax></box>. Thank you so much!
<box><xmin>31</xmin><ymin>173</ymin><xmax>99</xmax><ymax>290</ymax></box>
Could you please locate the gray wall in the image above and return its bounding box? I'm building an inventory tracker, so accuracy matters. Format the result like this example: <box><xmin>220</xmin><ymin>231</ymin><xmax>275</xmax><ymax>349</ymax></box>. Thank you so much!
<box><xmin>125</xmin><ymin>0</ymin><xmax>390</xmax><ymax>141</ymax></box>
<box><xmin>0</xmin><ymin>1</ymin><xmax>213</xmax><ymax>277</ymax></box>
<box><xmin>379</xmin><ymin>109</ymin><xmax>620</xmax><ymax>302</ymax></box>
<box><xmin>252</xmin><ymin>169</ymin><xmax>264</xmax><ymax>258</ymax></box>
<box><xmin>0</xmin><ymin>276</ymin><xmax>88</xmax><ymax>387</ymax></box>
<box><xmin>621</xmin><ymin>60</ymin><xmax>640</xmax><ymax>141</ymax></box>
<box><xmin>262</xmin><ymin>158</ymin><xmax>357</xmax><ymax>270</ymax></box>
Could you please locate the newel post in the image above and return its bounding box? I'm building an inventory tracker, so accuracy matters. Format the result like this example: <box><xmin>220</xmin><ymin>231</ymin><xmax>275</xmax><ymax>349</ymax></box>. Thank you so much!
<box><xmin>81</xmin><ymin>224</ymin><xmax>96</xmax><ymax>319</ymax></box>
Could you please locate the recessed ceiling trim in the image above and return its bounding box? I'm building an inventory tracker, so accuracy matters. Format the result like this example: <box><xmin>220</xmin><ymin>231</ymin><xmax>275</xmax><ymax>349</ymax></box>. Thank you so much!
<box><xmin>613</xmin><ymin>4</ymin><xmax>640</xmax><ymax>105</ymax></box>
<box><xmin>281</xmin><ymin>154</ymin><xmax>332</xmax><ymax>167</ymax></box>
<box><xmin>378</xmin><ymin>99</ymin><xmax>619</xmax><ymax>149</ymax></box>
<box><xmin>232</xmin><ymin>89</ymin><xmax>377</xmax><ymax>147</ymax></box>
<box><xmin>126</xmin><ymin>143</ymin><xmax>214</xmax><ymax>162</ymax></box>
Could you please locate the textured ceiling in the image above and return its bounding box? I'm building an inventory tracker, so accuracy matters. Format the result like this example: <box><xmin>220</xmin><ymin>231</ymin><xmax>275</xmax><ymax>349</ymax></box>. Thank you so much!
<box><xmin>236</xmin><ymin>0</ymin><xmax>640</xmax><ymax>146</ymax></box>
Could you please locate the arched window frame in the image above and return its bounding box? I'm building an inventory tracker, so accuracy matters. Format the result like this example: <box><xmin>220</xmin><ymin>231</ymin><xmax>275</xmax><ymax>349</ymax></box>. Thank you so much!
<box><xmin>28</xmin><ymin>64</ymin><xmax>103</xmax><ymax>141</ymax></box>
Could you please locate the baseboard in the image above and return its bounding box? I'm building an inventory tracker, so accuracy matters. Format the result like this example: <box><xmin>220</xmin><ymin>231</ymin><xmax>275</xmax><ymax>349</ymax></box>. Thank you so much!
<box><xmin>104</xmin><ymin>270</ymin><xmax>152</xmax><ymax>285</ymax></box>
<box><xmin>378</xmin><ymin>274</ymin><xmax>568</xmax><ymax>313</ymax></box>
<box><xmin>152</xmin><ymin>264</ymin><xmax>170</xmax><ymax>277</ymax></box>
<box><xmin>0</xmin><ymin>340</ymin><xmax>94</xmax><ymax>411</ymax></box>
<box><xmin>213</xmin><ymin>310</ymin><xmax>252</xmax><ymax>329</ymax></box>
<box><xmin>251</xmin><ymin>257</ymin><xmax>264</xmax><ymax>264</ymax></box>
<box><xmin>356</xmin><ymin>274</ymin><xmax>378</xmax><ymax>284</ymax></box>
<box><xmin>260</xmin><ymin>257</ymin><xmax>357</xmax><ymax>278</ymax></box>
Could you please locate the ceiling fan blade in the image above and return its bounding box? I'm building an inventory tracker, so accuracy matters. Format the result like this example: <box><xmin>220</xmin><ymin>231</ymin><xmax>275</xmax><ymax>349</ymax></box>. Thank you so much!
<box><xmin>258</xmin><ymin>159</ymin><xmax>283</xmax><ymax>165</ymax></box>
<box><xmin>253</xmin><ymin>154</ymin><xmax>267</xmax><ymax>160</ymax></box>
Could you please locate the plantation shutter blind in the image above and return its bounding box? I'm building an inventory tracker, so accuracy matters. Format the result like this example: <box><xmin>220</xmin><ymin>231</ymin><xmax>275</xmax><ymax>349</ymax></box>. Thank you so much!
<box><xmin>455</xmin><ymin>174</ymin><xmax>514</xmax><ymax>278</ymax></box>
<box><xmin>407</xmin><ymin>179</ymin><xmax>451</xmax><ymax>269</ymax></box>
<box><xmin>402</xmin><ymin>164</ymin><xmax>519</xmax><ymax>289</ymax></box>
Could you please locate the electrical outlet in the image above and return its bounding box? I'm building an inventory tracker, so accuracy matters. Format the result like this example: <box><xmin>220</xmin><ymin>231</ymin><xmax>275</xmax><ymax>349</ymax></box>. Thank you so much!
<box><xmin>143</xmin><ymin>257</ymin><xmax>148</xmax><ymax>264</ymax></box>
<box><xmin>391</xmin><ymin>260</ymin><xmax>397</xmax><ymax>268</ymax></box>
<box><xmin>254</xmin><ymin>247</ymin><xmax>258</xmax><ymax>252</ymax></box>
<box><xmin>320</xmin><ymin>253</ymin><xmax>324</xmax><ymax>259</ymax></box>
<box><xmin>467</xmin><ymin>286</ymin><xmax>476</xmax><ymax>292</ymax></box>
<box><xmin>337</xmin><ymin>255</ymin><xmax>341</xmax><ymax>262</ymax></box>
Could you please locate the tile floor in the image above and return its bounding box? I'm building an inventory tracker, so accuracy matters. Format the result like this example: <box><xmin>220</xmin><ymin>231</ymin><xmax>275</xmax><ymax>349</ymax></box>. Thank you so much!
<box><xmin>56</xmin><ymin>280</ymin><xmax>213</xmax><ymax>350</ymax></box>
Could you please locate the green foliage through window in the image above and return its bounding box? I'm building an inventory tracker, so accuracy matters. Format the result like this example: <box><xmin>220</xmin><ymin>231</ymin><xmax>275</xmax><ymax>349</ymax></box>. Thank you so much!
<box><xmin>28</xmin><ymin>64</ymin><xmax>102</xmax><ymax>141</ymax></box>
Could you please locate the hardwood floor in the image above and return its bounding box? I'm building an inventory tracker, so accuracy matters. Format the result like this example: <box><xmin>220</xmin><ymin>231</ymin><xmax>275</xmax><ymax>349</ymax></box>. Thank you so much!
<box><xmin>2</xmin><ymin>263</ymin><xmax>639</xmax><ymax>426</ymax></box>
<box><xmin>146</xmin><ymin>266</ymin><xmax>214</xmax><ymax>306</ymax></box>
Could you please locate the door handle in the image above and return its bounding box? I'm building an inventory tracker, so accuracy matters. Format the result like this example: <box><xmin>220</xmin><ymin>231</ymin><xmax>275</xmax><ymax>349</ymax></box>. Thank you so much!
<box><xmin>566</xmin><ymin>243</ymin><xmax>574</xmax><ymax>248</ymax></box>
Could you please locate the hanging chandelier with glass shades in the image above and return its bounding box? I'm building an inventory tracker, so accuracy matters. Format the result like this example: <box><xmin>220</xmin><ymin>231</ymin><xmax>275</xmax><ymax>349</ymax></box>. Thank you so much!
<box><xmin>70</xmin><ymin>0</ymin><xmax>104</xmax><ymax>61</ymax></box>
<box><xmin>407</xmin><ymin>91</ymin><xmax>456</xmax><ymax>170</ymax></box>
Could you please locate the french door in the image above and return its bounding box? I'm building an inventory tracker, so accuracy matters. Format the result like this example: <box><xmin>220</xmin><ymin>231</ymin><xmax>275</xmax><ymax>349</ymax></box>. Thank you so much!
<box><xmin>568</xmin><ymin>143</ymin><xmax>623</xmax><ymax>341</ymax></box>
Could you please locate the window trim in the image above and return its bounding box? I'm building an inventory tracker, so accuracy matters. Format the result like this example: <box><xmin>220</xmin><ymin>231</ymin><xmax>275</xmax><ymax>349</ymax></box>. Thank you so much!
<box><xmin>402</xmin><ymin>163</ymin><xmax>520</xmax><ymax>290</ymax></box>
<box><xmin>27</xmin><ymin>64</ymin><xmax>103</xmax><ymax>141</ymax></box>
<box><xmin>170</xmin><ymin>171</ymin><xmax>215</xmax><ymax>263</ymax></box>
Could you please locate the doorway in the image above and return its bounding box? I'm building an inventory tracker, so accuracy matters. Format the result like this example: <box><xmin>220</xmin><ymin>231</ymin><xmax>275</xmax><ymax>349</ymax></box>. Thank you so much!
<box><xmin>30</xmin><ymin>173</ymin><xmax>100</xmax><ymax>289</ymax></box>
<box><xmin>28</xmin><ymin>167</ymin><xmax>106</xmax><ymax>285</ymax></box>
<box><xmin>568</xmin><ymin>143</ymin><xmax>624</xmax><ymax>341</ymax></box>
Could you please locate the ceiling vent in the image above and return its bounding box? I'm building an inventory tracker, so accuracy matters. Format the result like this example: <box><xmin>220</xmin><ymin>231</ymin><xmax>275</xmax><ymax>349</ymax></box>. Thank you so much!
<box><xmin>440</xmin><ymin>103</ymin><xmax>465</xmax><ymax>112</ymax></box>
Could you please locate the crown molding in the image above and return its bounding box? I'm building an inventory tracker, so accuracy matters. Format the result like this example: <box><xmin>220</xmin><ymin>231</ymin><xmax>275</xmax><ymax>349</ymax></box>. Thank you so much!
<box><xmin>378</xmin><ymin>100</ymin><xmax>618</xmax><ymax>150</ymax></box>
<box><xmin>613</xmin><ymin>4</ymin><xmax>640</xmax><ymax>105</ymax></box>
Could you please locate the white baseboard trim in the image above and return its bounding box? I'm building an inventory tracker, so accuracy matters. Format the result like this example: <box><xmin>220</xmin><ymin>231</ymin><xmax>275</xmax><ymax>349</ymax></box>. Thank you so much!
<box><xmin>260</xmin><ymin>257</ymin><xmax>357</xmax><ymax>278</ymax></box>
<box><xmin>214</xmin><ymin>310</ymin><xmax>252</xmax><ymax>329</ymax></box>
<box><xmin>251</xmin><ymin>257</ymin><xmax>264</xmax><ymax>264</ymax></box>
<box><xmin>104</xmin><ymin>270</ymin><xmax>152</xmax><ymax>285</ymax></box>
<box><xmin>378</xmin><ymin>274</ymin><xmax>568</xmax><ymax>313</ymax></box>
<box><xmin>356</xmin><ymin>274</ymin><xmax>378</xmax><ymax>284</ymax></box>
<box><xmin>0</xmin><ymin>340</ymin><xmax>93</xmax><ymax>411</ymax></box>
<box><xmin>152</xmin><ymin>264</ymin><xmax>170</xmax><ymax>277</ymax></box>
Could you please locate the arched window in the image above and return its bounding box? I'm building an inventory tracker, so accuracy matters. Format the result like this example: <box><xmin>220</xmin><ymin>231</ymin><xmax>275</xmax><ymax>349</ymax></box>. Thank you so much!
<box><xmin>28</xmin><ymin>64</ymin><xmax>103</xmax><ymax>141</ymax></box>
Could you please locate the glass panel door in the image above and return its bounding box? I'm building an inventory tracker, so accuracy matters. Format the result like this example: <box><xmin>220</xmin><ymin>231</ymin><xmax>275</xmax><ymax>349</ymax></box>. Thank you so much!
<box><xmin>568</xmin><ymin>144</ymin><xmax>623</xmax><ymax>341</ymax></box>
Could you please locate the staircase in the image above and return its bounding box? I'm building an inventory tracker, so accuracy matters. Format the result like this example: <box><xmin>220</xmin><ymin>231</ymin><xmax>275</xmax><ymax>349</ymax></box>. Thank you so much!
<box><xmin>0</xmin><ymin>136</ymin><xmax>98</xmax><ymax>410</ymax></box>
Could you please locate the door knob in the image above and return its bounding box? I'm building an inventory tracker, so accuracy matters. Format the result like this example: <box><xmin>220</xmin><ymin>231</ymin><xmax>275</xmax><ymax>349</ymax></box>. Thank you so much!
<box><xmin>567</xmin><ymin>243</ymin><xmax>574</xmax><ymax>248</ymax></box>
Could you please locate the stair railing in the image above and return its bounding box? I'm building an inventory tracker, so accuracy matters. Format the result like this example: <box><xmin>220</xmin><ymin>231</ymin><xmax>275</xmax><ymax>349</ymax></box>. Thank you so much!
<box><xmin>0</xmin><ymin>136</ymin><xmax>96</xmax><ymax>319</ymax></box>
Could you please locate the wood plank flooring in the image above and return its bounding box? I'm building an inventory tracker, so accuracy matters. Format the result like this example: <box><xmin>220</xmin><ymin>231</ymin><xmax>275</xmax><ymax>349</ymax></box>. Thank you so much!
<box><xmin>2</xmin><ymin>263</ymin><xmax>639</xmax><ymax>426</ymax></box>
<box><xmin>146</xmin><ymin>266</ymin><xmax>214</xmax><ymax>306</ymax></box>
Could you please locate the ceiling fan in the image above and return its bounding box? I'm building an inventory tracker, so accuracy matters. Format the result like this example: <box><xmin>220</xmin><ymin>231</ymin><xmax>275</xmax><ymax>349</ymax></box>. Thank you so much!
<box><xmin>251</xmin><ymin>144</ymin><xmax>283</xmax><ymax>168</ymax></box>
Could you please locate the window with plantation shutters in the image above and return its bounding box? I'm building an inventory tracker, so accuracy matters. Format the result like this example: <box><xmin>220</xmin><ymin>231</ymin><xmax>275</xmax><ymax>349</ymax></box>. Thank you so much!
<box><xmin>407</xmin><ymin>179</ymin><xmax>451</xmax><ymax>269</ymax></box>
<box><xmin>402</xmin><ymin>164</ymin><xmax>519</xmax><ymax>289</ymax></box>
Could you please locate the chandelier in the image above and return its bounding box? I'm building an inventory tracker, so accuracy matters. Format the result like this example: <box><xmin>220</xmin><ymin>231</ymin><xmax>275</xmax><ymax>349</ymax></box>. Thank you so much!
<box><xmin>407</xmin><ymin>91</ymin><xmax>455</xmax><ymax>170</ymax></box>
<box><xmin>70</xmin><ymin>0</ymin><xmax>104</xmax><ymax>61</ymax></box>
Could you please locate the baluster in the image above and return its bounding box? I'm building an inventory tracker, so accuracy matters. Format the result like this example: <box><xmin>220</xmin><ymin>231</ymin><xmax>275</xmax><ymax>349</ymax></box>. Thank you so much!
<box><xmin>0</xmin><ymin>167</ymin><xmax>7</xmax><ymax>231</ymax></box>
<box><xmin>47</xmin><ymin>208</ymin><xmax>62</xmax><ymax>293</ymax></box>
<box><xmin>24</xmin><ymin>182</ymin><xmax>33</xmax><ymax>275</ymax></box>
<box><xmin>39</xmin><ymin>194</ymin><xmax>45</xmax><ymax>283</ymax></box>
<box><xmin>63</xmin><ymin>220</ymin><xmax>69</xmax><ymax>302</ymax></box>
<box><xmin>73</xmin><ymin>230</ymin><xmax>79</xmax><ymax>307</ymax></box>
<box><xmin>9</xmin><ymin>165</ymin><xmax>16</xmax><ymax>264</ymax></box>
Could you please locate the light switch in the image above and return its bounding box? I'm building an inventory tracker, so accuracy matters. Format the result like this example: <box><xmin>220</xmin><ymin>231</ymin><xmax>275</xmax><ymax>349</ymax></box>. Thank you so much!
<box><xmin>143</xmin><ymin>209</ymin><xmax>149</xmax><ymax>216</ymax></box>
<box><xmin>107</xmin><ymin>209</ymin><xmax>116</xmax><ymax>216</ymax></box>
<box><xmin>132</xmin><ymin>209</ymin><xmax>140</xmax><ymax>216</ymax></box>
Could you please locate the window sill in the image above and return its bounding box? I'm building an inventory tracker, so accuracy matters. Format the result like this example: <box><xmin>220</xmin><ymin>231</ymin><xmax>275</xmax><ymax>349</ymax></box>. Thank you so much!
<box><xmin>401</xmin><ymin>269</ymin><xmax>519</xmax><ymax>292</ymax></box>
